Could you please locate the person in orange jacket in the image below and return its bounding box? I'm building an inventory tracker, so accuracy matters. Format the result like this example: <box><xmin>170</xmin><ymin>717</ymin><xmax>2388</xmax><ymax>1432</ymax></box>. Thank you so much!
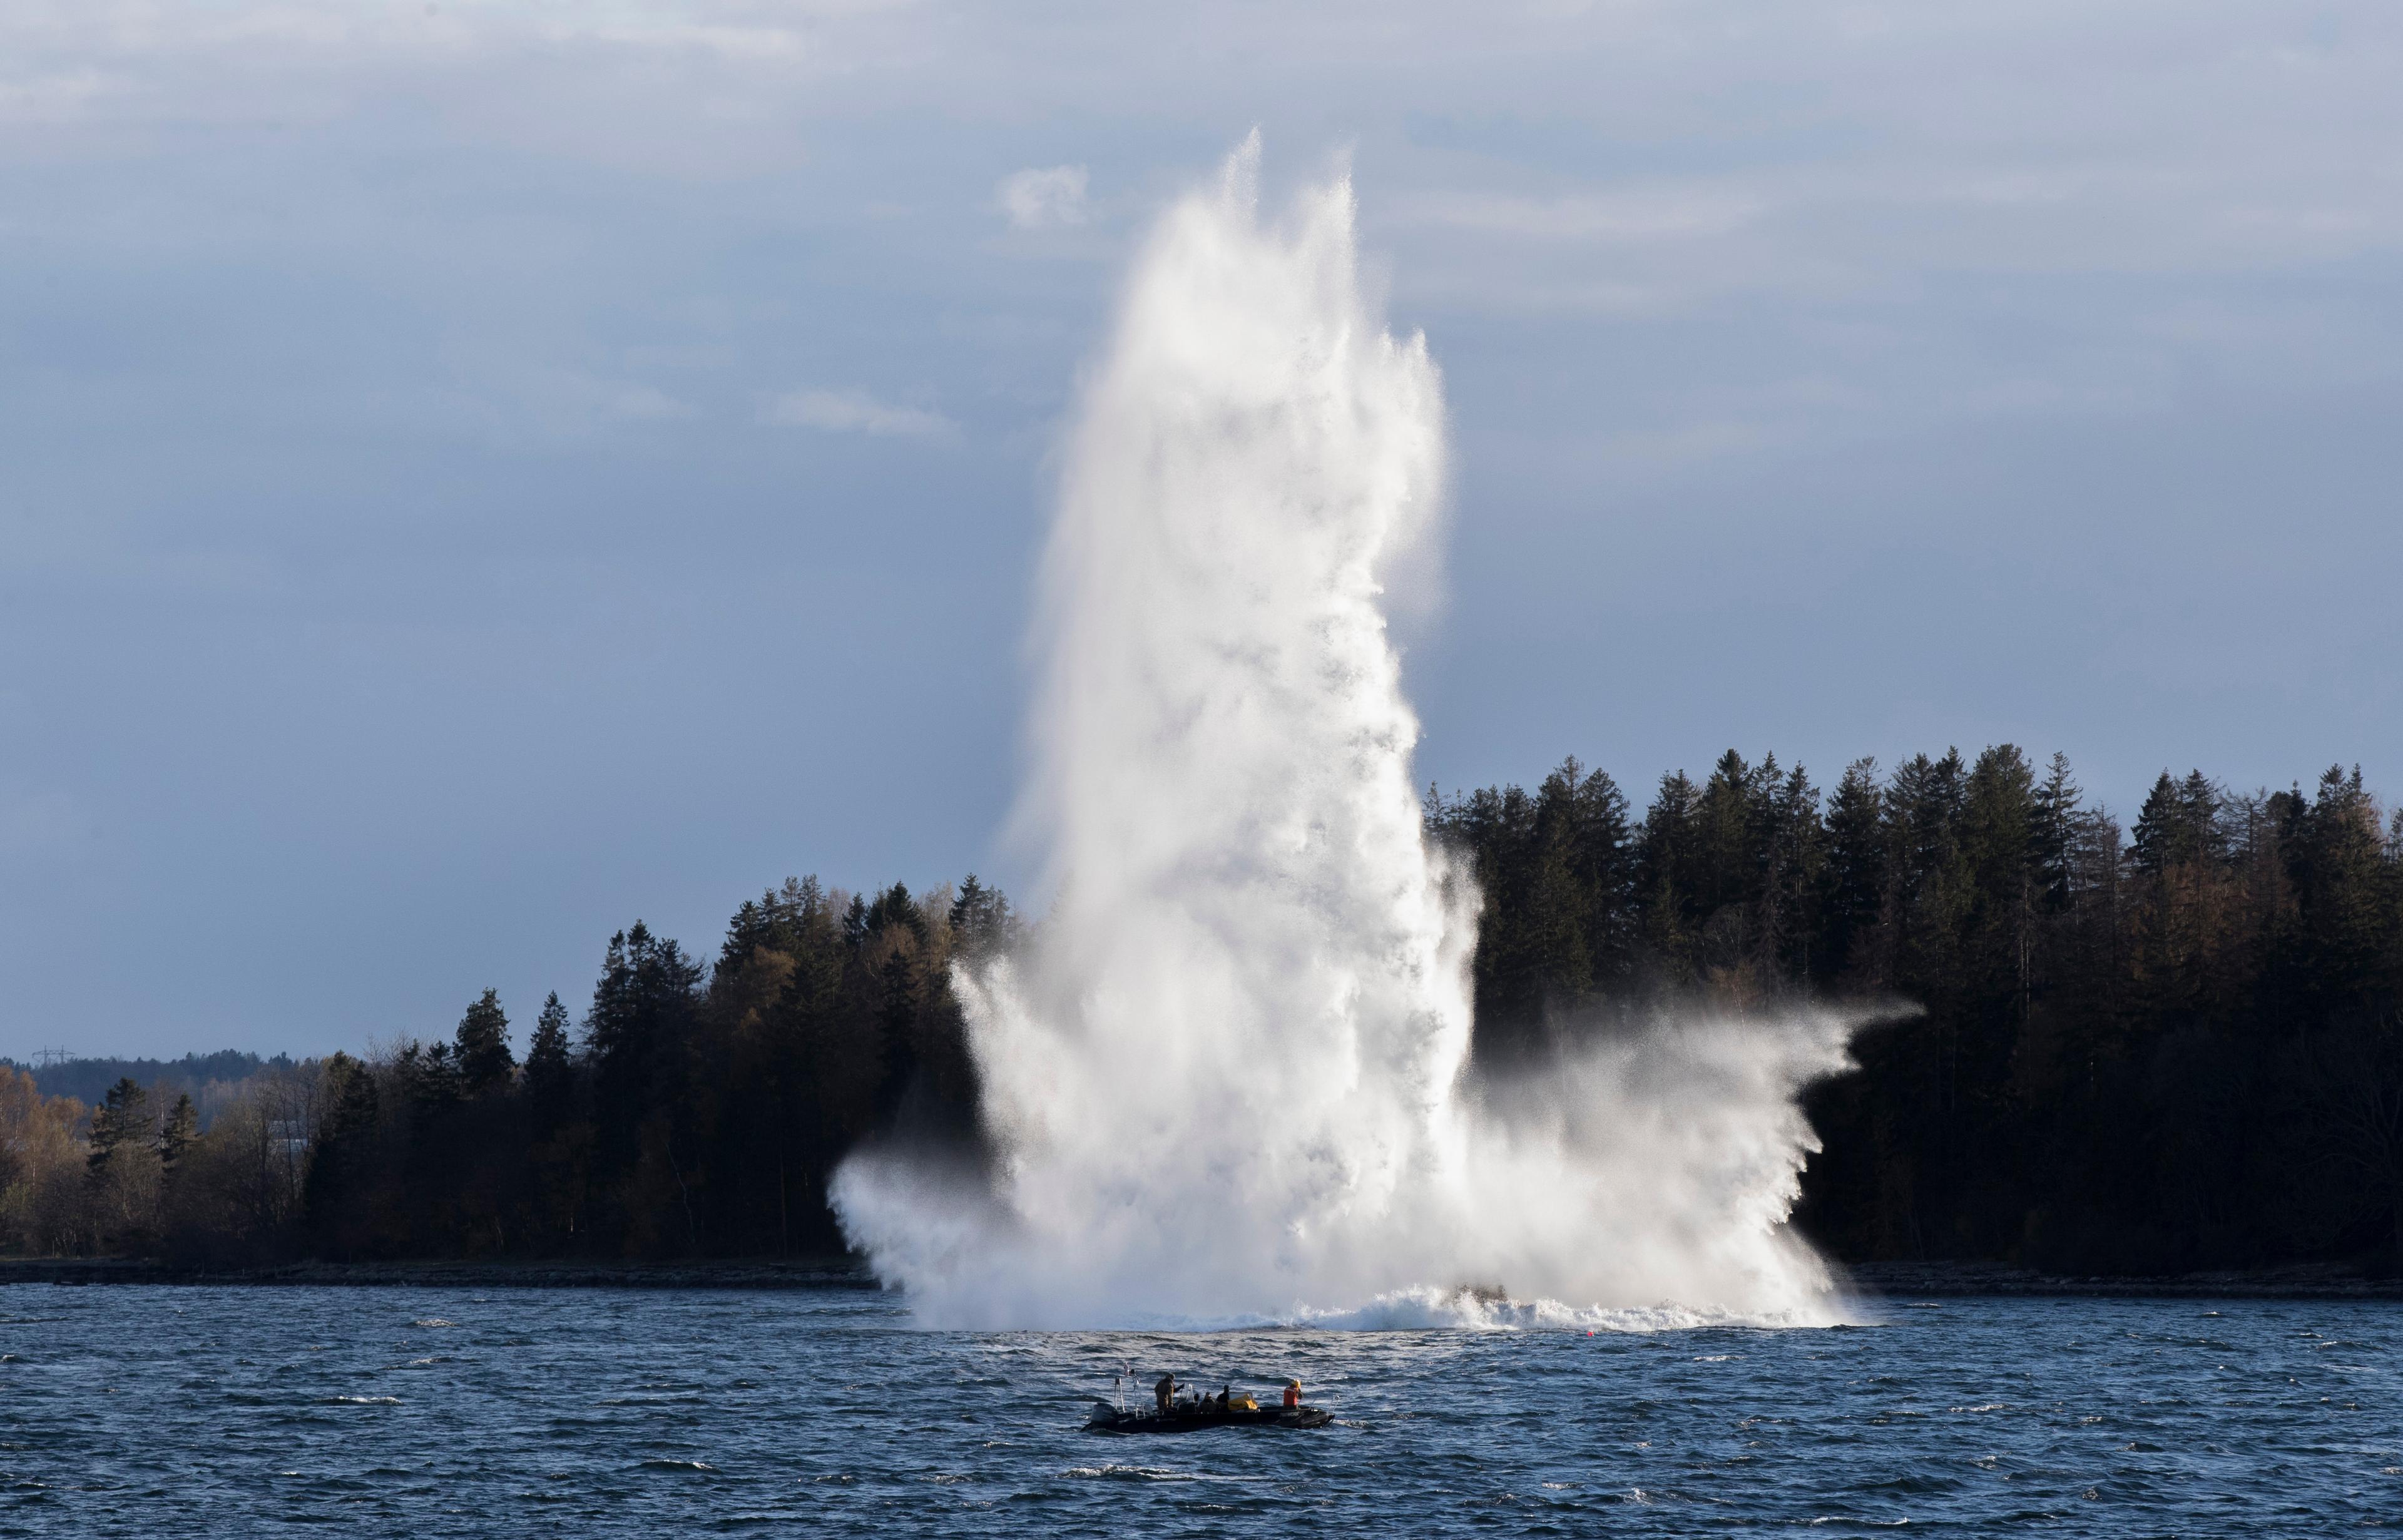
<box><xmin>1282</xmin><ymin>1378</ymin><xmax>1302</xmax><ymax>1409</ymax></box>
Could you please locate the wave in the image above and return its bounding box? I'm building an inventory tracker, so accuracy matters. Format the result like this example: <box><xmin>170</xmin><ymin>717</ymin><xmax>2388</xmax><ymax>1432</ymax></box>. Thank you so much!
<box><xmin>921</xmin><ymin>1282</ymin><xmax>1856</xmax><ymax>1333</ymax></box>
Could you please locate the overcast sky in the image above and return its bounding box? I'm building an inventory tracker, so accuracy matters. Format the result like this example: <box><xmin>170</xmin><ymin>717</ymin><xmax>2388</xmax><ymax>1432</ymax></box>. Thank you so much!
<box><xmin>5</xmin><ymin>1</ymin><xmax>2399</xmax><ymax>1058</ymax></box>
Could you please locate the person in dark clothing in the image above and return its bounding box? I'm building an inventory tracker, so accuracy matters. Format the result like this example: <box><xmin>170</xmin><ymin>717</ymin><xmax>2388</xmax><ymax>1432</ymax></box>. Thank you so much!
<box><xmin>1155</xmin><ymin>1373</ymin><xmax>1176</xmax><ymax>1412</ymax></box>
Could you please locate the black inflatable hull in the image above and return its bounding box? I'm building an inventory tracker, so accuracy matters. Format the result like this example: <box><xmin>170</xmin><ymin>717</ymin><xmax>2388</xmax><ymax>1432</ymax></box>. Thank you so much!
<box><xmin>1088</xmin><ymin>1402</ymin><xmax>1331</xmax><ymax>1434</ymax></box>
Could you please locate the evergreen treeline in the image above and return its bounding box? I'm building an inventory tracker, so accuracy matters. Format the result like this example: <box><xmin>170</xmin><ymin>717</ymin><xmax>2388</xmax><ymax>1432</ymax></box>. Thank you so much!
<box><xmin>0</xmin><ymin>876</ymin><xmax>1011</xmax><ymax>1264</ymax></box>
<box><xmin>3</xmin><ymin>748</ymin><xmax>2399</xmax><ymax>1275</ymax></box>
<box><xmin>1427</xmin><ymin>749</ymin><xmax>2403</xmax><ymax>1273</ymax></box>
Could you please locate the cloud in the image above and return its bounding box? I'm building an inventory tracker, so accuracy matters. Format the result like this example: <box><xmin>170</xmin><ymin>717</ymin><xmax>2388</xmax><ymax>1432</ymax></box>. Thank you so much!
<box><xmin>997</xmin><ymin>165</ymin><xmax>1090</xmax><ymax>229</ymax></box>
<box><xmin>763</xmin><ymin>387</ymin><xmax>953</xmax><ymax>437</ymax></box>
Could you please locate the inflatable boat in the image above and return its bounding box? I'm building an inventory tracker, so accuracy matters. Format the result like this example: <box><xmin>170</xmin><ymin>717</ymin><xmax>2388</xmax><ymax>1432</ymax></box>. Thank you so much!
<box><xmin>1086</xmin><ymin>1399</ymin><xmax>1331</xmax><ymax>1433</ymax></box>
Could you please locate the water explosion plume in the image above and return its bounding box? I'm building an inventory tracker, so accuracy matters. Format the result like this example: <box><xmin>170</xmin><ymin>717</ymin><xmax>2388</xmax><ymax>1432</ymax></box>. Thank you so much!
<box><xmin>832</xmin><ymin>140</ymin><xmax>1857</xmax><ymax>1329</ymax></box>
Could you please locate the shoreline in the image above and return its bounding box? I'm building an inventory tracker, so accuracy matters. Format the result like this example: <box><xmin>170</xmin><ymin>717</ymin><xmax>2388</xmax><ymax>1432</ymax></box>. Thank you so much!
<box><xmin>1839</xmin><ymin>1260</ymin><xmax>2403</xmax><ymax>1302</ymax></box>
<box><xmin>4</xmin><ymin>1255</ymin><xmax>2400</xmax><ymax>1300</ymax></box>
<box><xmin>0</xmin><ymin>1257</ymin><xmax>878</xmax><ymax>1290</ymax></box>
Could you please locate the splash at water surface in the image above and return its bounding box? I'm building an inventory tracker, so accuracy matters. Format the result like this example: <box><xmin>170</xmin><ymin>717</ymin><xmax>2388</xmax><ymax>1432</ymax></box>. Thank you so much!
<box><xmin>834</xmin><ymin>138</ymin><xmax>1855</xmax><ymax>1328</ymax></box>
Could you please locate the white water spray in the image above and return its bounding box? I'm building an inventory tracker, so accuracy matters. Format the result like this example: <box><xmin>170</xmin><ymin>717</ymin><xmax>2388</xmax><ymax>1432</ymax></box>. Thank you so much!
<box><xmin>834</xmin><ymin>140</ymin><xmax>1857</xmax><ymax>1329</ymax></box>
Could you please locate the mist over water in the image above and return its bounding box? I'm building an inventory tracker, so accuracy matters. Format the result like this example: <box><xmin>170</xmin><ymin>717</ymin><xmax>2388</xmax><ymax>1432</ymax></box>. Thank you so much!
<box><xmin>833</xmin><ymin>140</ymin><xmax>1857</xmax><ymax>1329</ymax></box>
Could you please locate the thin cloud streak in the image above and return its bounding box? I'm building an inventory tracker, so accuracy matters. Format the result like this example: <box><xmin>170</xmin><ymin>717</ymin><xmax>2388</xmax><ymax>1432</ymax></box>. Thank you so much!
<box><xmin>763</xmin><ymin>388</ymin><xmax>954</xmax><ymax>437</ymax></box>
<box><xmin>998</xmin><ymin>165</ymin><xmax>1090</xmax><ymax>229</ymax></box>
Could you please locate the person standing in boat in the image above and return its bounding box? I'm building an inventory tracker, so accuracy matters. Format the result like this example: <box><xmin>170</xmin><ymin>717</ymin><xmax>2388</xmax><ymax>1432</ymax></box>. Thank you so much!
<box><xmin>1283</xmin><ymin>1379</ymin><xmax>1302</xmax><ymax>1409</ymax></box>
<box><xmin>1155</xmin><ymin>1373</ymin><xmax>1176</xmax><ymax>1412</ymax></box>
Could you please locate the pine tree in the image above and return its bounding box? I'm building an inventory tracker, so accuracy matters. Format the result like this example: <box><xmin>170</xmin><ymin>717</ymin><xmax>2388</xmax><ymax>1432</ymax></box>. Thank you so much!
<box><xmin>158</xmin><ymin>1093</ymin><xmax>198</xmax><ymax>1173</ymax></box>
<box><xmin>1762</xmin><ymin>760</ymin><xmax>1824</xmax><ymax>979</ymax></box>
<box><xmin>1888</xmin><ymin>752</ymin><xmax>1968</xmax><ymax>897</ymax></box>
<box><xmin>876</xmin><ymin>943</ymin><xmax>922</xmax><ymax>1115</ymax></box>
<box><xmin>1962</xmin><ymin>748</ymin><xmax>2036</xmax><ymax>934</ymax></box>
<box><xmin>2131</xmin><ymin>771</ymin><xmax>2181</xmax><ymax>875</ymax></box>
<box><xmin>1819</xmin><ymin>758</ymin><xmax>1886</xmax><ymax>985</ymax></box>
<box><xmin>1637</xmin><ymin>770</ymin><xmax>1704</xmax><ymax>978</ymax></box>
<box><xmin>1518</xmin><ymin>818</ymin><xmax>1593</xmax><ymax>1016</ymax></box>
<box><xmin>2288</xmin><ymin>766</ymin><xmax>2394</xmax><ymax>1016</ymax></box>
<box><xmin>304</xmin><ymin>1053</ymin><xmax>382</xmax><ymax>1242</ymax></box>
<box><xmin>2179</xmin><ymin>770</ymin><xmax>2228</xmax><ymax>864</ymax></box>
<box><xmin>718</xmin><ymin>898</ymin><xmax>772</xmax><ymax>978</ymax></box>
<box><xmin>949</xmin><ymin>874</ymin><xmax>1016</xmax><ymax>961</ymax></box>
<box><xmin>583</xmin><ymin>922</ymin><xmax>702</xmax><ymax>1176</ymax></box>
<box><xmin>87</xmin><ymin>1078</ymin><xmax>151</xmax><ymax>1175</ymax></box>
<box><xmin>865</xmin><ymin>883</ymin><xmax>926</xmax><ymax>941</ymax></box>
<box><xmin>2029</xmin><ymin>752</ymin><xmax>2084</xmax><ymax>911</ymax></box>
<box><xmin>1959</xmin><ymin>745</ymin><xmax>2039</xmax><ymax>1096</ymax></box>
<box><xmin>2132</xmin><ymin>769</ymin><xmax>2225</xmax><ymax>875</ymax></box>
<box><xmin>398</xmin><ymin>1041</ymin><xmax>462</xmax><ymax>1114</ymax></box>
<box><xmin>1695</xmin><ymin>750</ymin><xmax>1760</xmax><ymax>919</ymax></box>
<box><xmin>454</xmin><ymin>988</ymin><xmax>516</xmax><ymax>1094</ymax></box>
<box><xmin>1551</xmin><ymin>760</ymin><xmax>1637</xmax><ymax>985</ymax></box>
<box><xmin>526</xmin><ymin>999</ymin><xmax>576</xmax><ymax>1114</ymax></box>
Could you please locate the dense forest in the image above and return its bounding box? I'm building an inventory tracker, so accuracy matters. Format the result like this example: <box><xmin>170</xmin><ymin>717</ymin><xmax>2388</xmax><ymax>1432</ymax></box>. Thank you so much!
<box><xmin>0</xmin><ymin>875</ymin><xmax>1006</xmax><ymax>1265</ymax></box>
<box><xmin>4</xmin><ymin>748</ymin><xmax>2399</xmax><ymax>1277</ymax></box>
<box><xmin>1427</xmin><ymin>749</ymin><xmax>2403</xmax><ymax>1274</ymax></box>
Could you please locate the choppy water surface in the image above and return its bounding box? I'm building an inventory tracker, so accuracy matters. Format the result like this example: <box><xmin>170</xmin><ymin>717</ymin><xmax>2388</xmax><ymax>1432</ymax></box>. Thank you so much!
<box><xmin>2</xmin><ymin>1287</ymin><xmax>2398</xmax><ymax>1535</ymax></box>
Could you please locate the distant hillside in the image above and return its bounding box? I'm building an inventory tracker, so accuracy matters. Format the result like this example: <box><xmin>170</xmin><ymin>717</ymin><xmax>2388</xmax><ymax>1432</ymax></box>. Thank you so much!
<box><xmin>0</xmin><ymin>1051</ymin><xmax>299</xmax><ymax>1124</ymax></box>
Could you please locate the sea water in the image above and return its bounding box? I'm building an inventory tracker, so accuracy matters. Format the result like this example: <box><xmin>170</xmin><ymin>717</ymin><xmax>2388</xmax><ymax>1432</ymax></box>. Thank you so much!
<box><xmin>3</xmin><ymin>1285</ymin><xmax>2397</xmax><ymax>1534</ymax></box>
